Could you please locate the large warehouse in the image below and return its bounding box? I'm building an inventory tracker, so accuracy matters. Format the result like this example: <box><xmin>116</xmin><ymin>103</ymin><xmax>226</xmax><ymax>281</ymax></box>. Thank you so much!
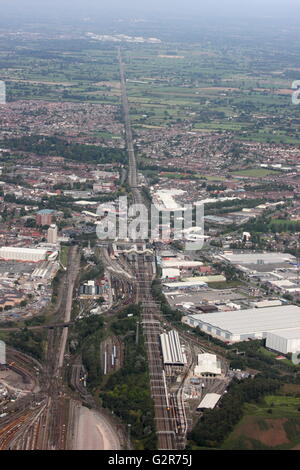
<box><xmin>184</xmin><ymin>305</ymin><xmax>300</xmax><ymax>343</ymax></box>
<box><xmin>218</xmin><ymin>252</ymin><xmax>296</xmax><ymax>266</ymax></box>
<box><xmin>0</xmin><ymin>247</ymin><xmax>48</xmax><ymax>262</ymax></box>
<box><xmin>266</xmin><ymin>329</ymin><xmax>300</xmax><ymax>354</ymax></box>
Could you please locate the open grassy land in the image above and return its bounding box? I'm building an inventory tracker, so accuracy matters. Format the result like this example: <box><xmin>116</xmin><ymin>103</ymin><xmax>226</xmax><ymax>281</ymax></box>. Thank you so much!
<box><xmin>0</xmin><ymin>37</ymin><xmax>120</xmax><ymax>104</ymax></box>
<box><xmin>222</xmin><ymin>394</ymin><xmax>300</xmax><ymax>450</ymax></box>
<box><xmin>231</xmin><ymin>168</ymin><xmax>280</xmax><ymax>178</ymax></box>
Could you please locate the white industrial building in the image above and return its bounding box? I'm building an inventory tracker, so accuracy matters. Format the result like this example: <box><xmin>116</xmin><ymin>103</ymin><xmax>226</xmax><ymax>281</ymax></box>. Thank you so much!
<box><xmin>250</xmin><ymin>299</ymin><xmax>283</xmax><ymax>309</ymax></box>
<box><xmin>162</xmin><ymin>267</ymin><xmax>180</xmax><ymax>279</ymax></box>
<box><xmin>266</xmin><ymin>329</ymin><xmax>300</xmax><ymax>354</ymax></box>
<box><xmin>0</xmin><ymin>247</ymin><xmax>48</xmax><ymax>262</ymax></box>
<box><xmin>197</xmin><ymin>393</ymin><xmax>222</xmax><ymax>410</ymax></box>
<box><xmin>163</xmin><ymin>280</ymin><xmax>208</xmax><ymax>290</ymax></box>
<box><xmin>161</xmin><ymin>260</ymin><xmax>203</xmax><ymax>269</ymax></box>
<box><xmin>184</xmin><ymin>305</ymin><xmax>300</xmax><ymax>343</ymax></box>
<box><xmin>218</xmin><ymin>252</ymin><xmax>296</xmax><ymax>265</ymax></box>
<box><xmin>194</xmin><ymin>353</ymin><xmax>222</xmax><ymax>377</ymax></box>
<box><xmin>184</xmin><ymin>275</ymin><xmax>226</xmax><ymax>284</ymax></box>
<box><xmin>154</xmin><ymin>189</ymin><xmax>185</xmax><ymax>211</ymax></box>
<box><xmin>160</xmin><ymin>330</ymin><xmax>185</xmax><ymax>365</ymax></box>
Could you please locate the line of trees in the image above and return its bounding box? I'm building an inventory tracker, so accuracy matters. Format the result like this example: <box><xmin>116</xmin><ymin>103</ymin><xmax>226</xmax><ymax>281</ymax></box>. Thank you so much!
<box><xmin>1</xmin><ymin>135</ymin><xmax>127</xmax><ymax>164</ymax></box>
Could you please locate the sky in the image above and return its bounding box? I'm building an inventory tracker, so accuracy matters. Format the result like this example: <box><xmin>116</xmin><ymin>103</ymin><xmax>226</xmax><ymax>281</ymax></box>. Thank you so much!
<box><xmin>1</xmin><ymin>0</ymin><xmax>300</xmax><ymax>20</ymax></box>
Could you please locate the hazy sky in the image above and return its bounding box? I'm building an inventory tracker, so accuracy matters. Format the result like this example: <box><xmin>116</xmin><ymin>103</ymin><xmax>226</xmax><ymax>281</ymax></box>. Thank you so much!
<box><xmin>1</xmin><ymin>0</ymin><xmax>300</xmax><ymax>19</ymax></box>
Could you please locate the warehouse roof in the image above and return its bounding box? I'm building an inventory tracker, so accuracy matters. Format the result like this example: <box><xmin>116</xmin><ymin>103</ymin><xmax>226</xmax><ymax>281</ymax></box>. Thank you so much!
<box><xmin>163</xmin><ymin>280</ymin><xmax>207</xmax><ymax>288</ymax></box>
<box><xmin>267</xmin><ymin>328</ymin><xmax>300</xmax><ymax>339</ymax></box>
<box><xmin>195</xmin><ymin>353</ymin><xmax>222</xmax><ymax>376</ymax></box>
<box><xmin>251</xmin><ymin>300</ymin><xmax>283</xmax><ymax>308</ymax></box>
<box><xmin>220</xmin><ymin>252</ymin><xmax>296</xmax><ymax>265</ymax></box>
<box><xmin>189</xmin><ymin>305</ymin><xmax>300</xmax><ymax>335</ymax></box>
<box><xmin>162</xmin><ymin>260</ymin><xmax>203</xmax><ymax>268</ymax></box>
<box><xmin>0</xmin><ymin>247</ymin><xmax>47</xmax><ymax>254</ymax></box>
<box><xmin>160</xmin><ymin>330</ymin><xmax>185</xmax><ymax>365</ymax></box>
<box><xmin>197</xmin><ymin>393</ymin><xmax>222</xmax><ymax>410</ymax></box>
<box><xmin>185</xmin><ymin>275</ymin><xmax>226</xmax><ymax>283</ymax></box>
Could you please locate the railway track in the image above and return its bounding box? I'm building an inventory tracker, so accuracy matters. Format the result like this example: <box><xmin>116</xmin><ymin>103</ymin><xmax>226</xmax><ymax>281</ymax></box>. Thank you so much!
<box><xmin>135</xmin><ymin>255</ymin><xmax>179</xmax><ymax>449</ymax></box>
<box><xmin>0</xmin><ymin>246</ymin><xmax>81</xmax><ymax>450</ymax></box>
<box><xmin>118</xmin><ymin>48</ymin><xmax>186</xmax><ymax>449</ymax></box>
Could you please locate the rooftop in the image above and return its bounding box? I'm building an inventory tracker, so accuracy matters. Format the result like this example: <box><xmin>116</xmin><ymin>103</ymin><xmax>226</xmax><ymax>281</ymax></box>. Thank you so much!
<box><xmin>189</xmin><ymin>305</ymin><xmax>300</xmax><ymax>335</ymax></box>
<box><xmin>37</xmin><ymin>209</ymin><xmax>55</xmax><ymax>215</ymax></box>
<box><xmin>197</xmin><ymin>393</ymin><xmax>222</xmax><ymax>410</ymax></box>
<box><xmin>268</xmin><ymin>328</ymin><xmax>300</xmax><ymax>339</ymax></box>
<box><xmin>220</xmin><ymin>252</ymin><xmax>296</xmax><ymax>265</ymax></box>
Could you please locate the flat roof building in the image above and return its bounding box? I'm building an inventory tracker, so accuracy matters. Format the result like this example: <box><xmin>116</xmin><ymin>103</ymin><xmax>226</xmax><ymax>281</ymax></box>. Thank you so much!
<box><xmin>197</xmin><ymin>393</ymin><xmax>222</xmax><ymax>410</ymax></box>
<box><xmin>0</xmin><ymin>247</ymin><xmax>48</xmax><ymax>263</ymax></box>
<box><xmin>266</xmin><ymin>329</ymin><xmax>300</xmax><ymax>355</ymax></box>
<box><xmin>219</xmin><ymin>252</ymin><xmax>296</xmax><ymax>265</ymax></box>
<box><xmin>194</xmin><ymin>353</ymin><xmax>222</xmax><ymax>377</ymax></box>
<box><xmin>184</xmin><ymin>305</ymin><xmax>300</xmax><ymax>343</ymax></box>
<box><xmin>161</xmin><ymin>260</ymin><xmax>203</xmax><ymax>268</ymax></box>
<box><xmin>163</xmin><ymin>280</ymin><xmax>208</xmax><ymax>289</ymax></box>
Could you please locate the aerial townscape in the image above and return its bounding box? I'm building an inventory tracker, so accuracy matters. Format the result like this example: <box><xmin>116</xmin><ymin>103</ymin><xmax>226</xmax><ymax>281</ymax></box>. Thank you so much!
<box><xmin>2</xmin><ymin>0</ymin><xmax>300</xmax><ymax>457</ymax></box>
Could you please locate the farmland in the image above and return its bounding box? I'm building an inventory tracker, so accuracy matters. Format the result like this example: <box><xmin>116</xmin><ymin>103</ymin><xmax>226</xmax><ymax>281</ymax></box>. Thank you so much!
<box><xmin>1</xmin><ymin>28</ymin><xmax>300</xmax><ymax>145</ymax></box>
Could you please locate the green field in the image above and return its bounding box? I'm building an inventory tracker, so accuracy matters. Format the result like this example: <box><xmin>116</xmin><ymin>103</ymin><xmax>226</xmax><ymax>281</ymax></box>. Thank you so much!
<box><xmin>231</xmin><ymin>168</ymin><xmax>280</xmax><ymax>177</ymax></box>
<box><xmin>223</xmin><ymin>395</ymin><xmax>300</xmax><ymax>450</ymax></box>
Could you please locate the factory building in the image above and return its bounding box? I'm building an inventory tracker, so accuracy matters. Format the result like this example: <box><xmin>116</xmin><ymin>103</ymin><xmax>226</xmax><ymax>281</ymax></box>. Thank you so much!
<box><xmin>160</xmin><ymin>330</ymin><xmax>185</xmax><ymax>365</ymax></box>
<box><xmin>161</xmin><ymin>260</ymin><xmax>203</xmax><ymax>269</ymax></box>
<box><xmin>218</xmin><ymin>252</ymin><xmax>296</xmax><ymax>265</ymax></box>
<box><xmin>0</xmin><ymin>247</ymin><xmax>48</xmax><ymax>263</ymax></box>
<box><xmin>163</xmin><ymin>280</ymin><xmax>207</xmax><ymax>290</ymax></box>
<box><xmin>194</xmin><ymin>353</ymin><xmax>222</xmax><ymax>377</ymax></box>
<box><xmin>266</xmin><ymin>329</ymin><xmax>300</xmax><ymax>354</ymax></box>
<box><xmin>184</xmin><ymin>305</ymin><xmax>300</xmax><ymax>343</ymax></box>
<box><xmin>163</xmin><ymin>275</ymin><xmax>225</xmax><ymax>290</ymax></box>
